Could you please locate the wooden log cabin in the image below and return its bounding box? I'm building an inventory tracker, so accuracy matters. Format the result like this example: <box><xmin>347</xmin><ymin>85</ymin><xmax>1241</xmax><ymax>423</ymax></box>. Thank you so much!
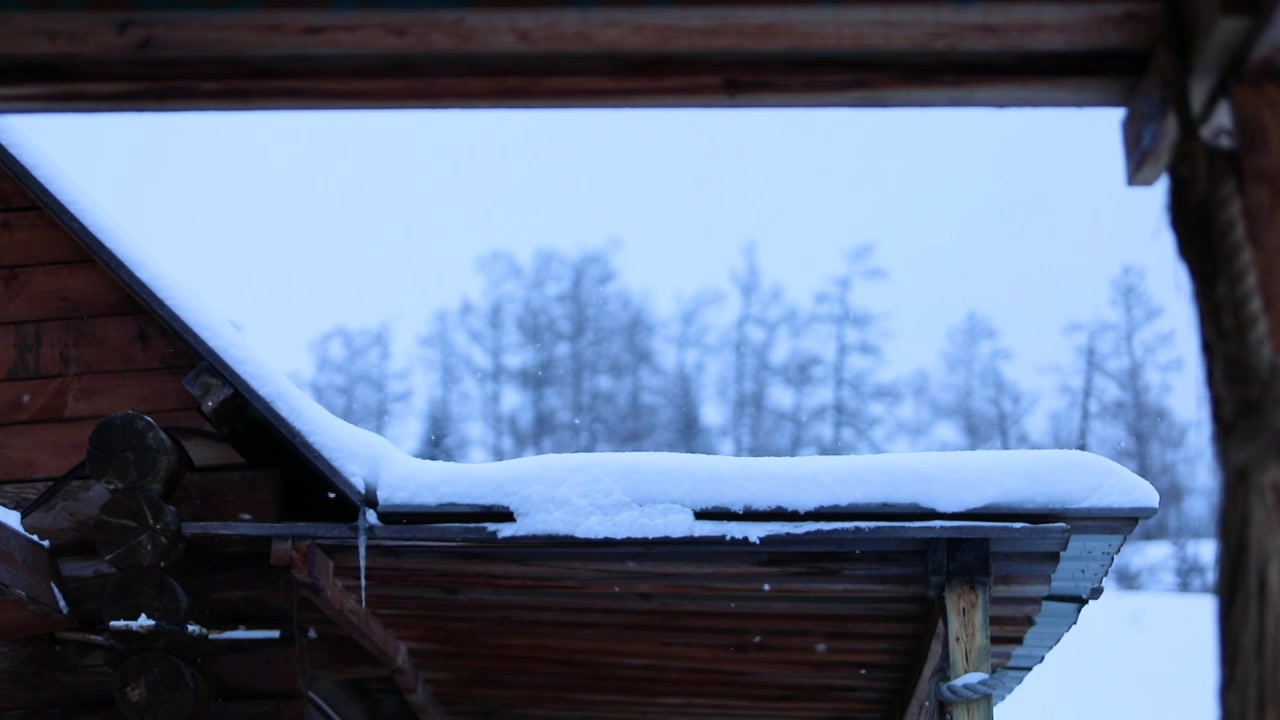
<box><xmin>0</xmin><ymin>136</ymin><xmax>1159</xmax><ymax>719</ymax></box>
<box><xmin>1</xmin><ymin>1</ymin><xmax>1278</xmax><ymax>719</ymax></box>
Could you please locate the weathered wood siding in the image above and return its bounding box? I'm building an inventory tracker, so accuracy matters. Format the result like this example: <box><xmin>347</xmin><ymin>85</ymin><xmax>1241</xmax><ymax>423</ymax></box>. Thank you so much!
<box><xmin>0</xmin><ymin>168</ymin><xmax>205</xmax><ymax>491</ymax></box>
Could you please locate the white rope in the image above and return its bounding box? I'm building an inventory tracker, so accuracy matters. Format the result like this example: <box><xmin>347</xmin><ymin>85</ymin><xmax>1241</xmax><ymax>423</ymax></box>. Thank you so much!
<box><xmin>937</xmin><ymin>671</ymin><xmax>1009</xmax><ymax>703</ymax></box>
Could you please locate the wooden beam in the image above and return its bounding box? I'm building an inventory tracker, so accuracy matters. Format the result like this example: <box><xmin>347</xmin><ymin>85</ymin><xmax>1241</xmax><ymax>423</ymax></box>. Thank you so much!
<box><xmin>0</xmin><ymin>314</ymin><xmax>197</xmax><ymax>382</ymax></box>
<box><xmin>0</xmin><ymin>262</ymin><xmax>141</xmax><ymax>325</ymax></box>
<box><xmin>942</xmin><ymin>540</ymin><xmax>992</xmax><ymax>720</ymax></box>
<box><xmin>0</xmin><ymin>516</ymin><xmax>72</xmax><ymax>640</ymax></box>
<box><xmin>287</xmin><ymin>541</ymin><xmax>444</xmax><ymax>720</ymax></box>
<box><xmin>1124</xmin><ymin>44</ymin><xmax>1179</xmax><ymax>185</ymax></box>
<box><xmin>0</xmin><ymin>369</ymin><xmax>197</xmax><ymax>426</ymax></box>
<box><xmin>0</xmin><ymin>4</ymin><xmax>1160</xmax><ymax>58</ymax></box>
<box><xmin>901</xmin><ymin>618</ymin><xmax>946</xmax><ymax>720</ymax></box>
<box><xmin>0</xmin><ymin>3</ymin><xmax>1159</xmax><ymax>111</ymax></box>
<box><xmin>183</xmin><ymin>520</ymin><xmax>1073</xmax><ymax>546</ymax></box>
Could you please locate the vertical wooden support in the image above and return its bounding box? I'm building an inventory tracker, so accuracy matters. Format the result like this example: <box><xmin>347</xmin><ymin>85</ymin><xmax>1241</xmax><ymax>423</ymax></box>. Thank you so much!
<box><xmin>942</xmin><ymin>540</ymin><xmax>992</xmax><ymax>720</ymax></box>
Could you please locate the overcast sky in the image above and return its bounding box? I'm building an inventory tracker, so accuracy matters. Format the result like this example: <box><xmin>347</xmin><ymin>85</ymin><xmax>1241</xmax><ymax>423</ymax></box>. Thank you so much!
<box><xmin>1</xmin><ymin>109</ymin><xmax>1207</xmax><ymax>452</ymax></box>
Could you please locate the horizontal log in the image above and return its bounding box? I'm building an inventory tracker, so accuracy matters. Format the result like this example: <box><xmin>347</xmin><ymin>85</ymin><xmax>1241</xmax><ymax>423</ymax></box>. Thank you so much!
<box><xmin>0</xmin><ymin>262</ymin><xmax>141</xmax><ymax>325</ymax></box>
<box><xmin>0</xmin><ymin>61</ymin><xmax>1137</xmax><ymax>111</ymax></box>
<box><xmin>0</xmin><ymin>410</ymin><xmax>214</xmax><ymax>482</ymax></box>
<box><xmin>186</xmin><ymin>520</ymin><xmax>1072</xmax><ymax>547</ymax></box>
<box><xmin>0</xmin><ymin>4</ymin><xmax>1159</xmax><ymax>58</ymax></box>
<box><xmin>0</xmin><ymin>314</ymin><xmax>197</xmax><ymax>381</ymax></box>
<box><xmin>0</xmin><ymin>638</ymin><xmax>115</xmax><ymax>712</ymax></box>
<box><xmin>322</xmin><ymin>546</ymin><xmax>1059</xmax><ymax>580</ymax></box>
<box><xmin>0</xmin><ymin>210</ymin><xmax>88</xmax><ymax>267</ymax></box>
<box><xmin>0</xmin><ymin>368</ymin><xmax>196</xmax><ymax>426</ymax></box>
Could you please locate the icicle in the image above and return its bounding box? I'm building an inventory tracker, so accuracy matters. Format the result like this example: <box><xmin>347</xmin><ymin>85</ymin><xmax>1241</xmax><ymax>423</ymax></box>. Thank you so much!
<box><xmin>357</xmin><ymin>495</ymin><xmax>368</xmax><ymax>609</ymax></box>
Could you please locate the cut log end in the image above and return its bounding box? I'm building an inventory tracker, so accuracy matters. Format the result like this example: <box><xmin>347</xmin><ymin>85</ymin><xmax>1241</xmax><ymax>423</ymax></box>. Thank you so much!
<box><xmin>92</xmin><ymin>489</ymin><xmax>184</xmax><ymax>570</ymax></box>
<box><xmin>87</xmin><ymin>411</ymin><xmax>187</xmax><ymax>496</ymax></box>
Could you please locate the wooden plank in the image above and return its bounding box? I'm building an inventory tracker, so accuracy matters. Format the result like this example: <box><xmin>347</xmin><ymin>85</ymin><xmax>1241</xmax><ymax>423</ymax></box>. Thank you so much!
<box><xmin>1123</xmin><ymin>44</ymin><xmax>1178</xmax><ymax>185</ymax></box>
<box><xmin>0</xmin><ymin>63</ymin><xmax>1137</xmax><ymax>112</ymax></box>
<box><xmin>0</xmin><ymin>518</ymin><xmax>71</xmax><ymax>641</ymax></box>
<box><xmin>290</xmin><ymin>541</ymin><xmax>444</xmax><ymax>720</ymax></box>
<box><xmin>0</xmin><ymin>409</ymin><xmax>212</xmax><ymax>482</ymax></box>
<box><xmin>0</xmin><ymin>4</ymin><xmax>1159</xmax><ymax>58</ymax></box>
<box><xmin>0</xmin><ymin>210</ymin><xmax>88</xmax><ymax>267</ymax></box>
<box><xmin>0</xmin><ymin>314</ymin><xmax>196</xmax><ymax>381</ymax></box>
<box><xmin>942</xmin><ymin>540</ymin><xmax>993</xmax><ymax>720</ymax></box>
<box><xmin>0</xmin><ymin>368</ymin><xmax>196</xmax><ymax>425</ymax></box>
<box><xmin>183</xmin><ymin>520</ymin><xmax>1072</xmax><ymax>546</ymax></box>
<box><xmin>0</xmin><ymin>172</ymin><xmax>37</xmax><ymax>212</ymax></box>
<box><xmin>0</xmin><ymin>262</ymin><xmax>141</xmax><ymax>324</ymax></box>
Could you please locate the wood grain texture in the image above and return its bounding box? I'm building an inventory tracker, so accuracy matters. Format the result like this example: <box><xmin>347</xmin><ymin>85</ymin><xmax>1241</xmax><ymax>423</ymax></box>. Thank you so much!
<box><xmin>0</xmin><ymin>368</ymin><xmax>196</xmax><ymax>426</ymax></box>
<box><xmin>0</xmin><ymin>210</ymin><xmax>88</xmax><ymax>267</ymax></box>
<box><xmin>0</xmin><ymin>4</ymin><xmax>1159</xmax><ymax>58</ymax></box>
<box><xmin>0</xmin><ymin>262</ymin><xmax>141</xmax><ymax>324</ymax></box>
<box><xmin>0</xmin><ymin>409</ymin><xmax>211</xmax><ymax>482</ymax></box>
<box><xmin>943</xmin><ymin>583</ymin><xmax>993</xmax><ymax>720</ymax></box>
<box><xmin>0</xmin><ymin>2</ymin><xmax>1159</xmax><ymax>111</ymax></box>
<box><xmin>0</xmin><ymin>172</ymin><xmax>37</xmax><ymax>212</ymax></box>
<box><xmin>291</xmin><ymin>541</ymin><xmax>444</xmax><ymax>720</ymax></box>
<box><xmin>0</xmin><ymin>314</ymin><xmax>196</xmax><ymax>381</ymax></box>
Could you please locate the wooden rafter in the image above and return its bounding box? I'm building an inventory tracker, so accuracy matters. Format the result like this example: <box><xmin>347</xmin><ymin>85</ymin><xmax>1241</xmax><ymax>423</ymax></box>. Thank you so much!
<box><xmin>284</xmin><ymin>540</ymin><xmax>444</xmax><ymax>720</ymax></box>
<box><xmin>0</xmin><ymin>2</ymin><xmax>1159</xmax><ymax>111</ymax></box>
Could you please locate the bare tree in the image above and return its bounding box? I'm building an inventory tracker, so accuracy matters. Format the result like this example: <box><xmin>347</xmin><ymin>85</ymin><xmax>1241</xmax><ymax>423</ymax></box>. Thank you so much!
<box><xmin>813</xmin><ymin>247</ymin><xmax>895</xmax><ymax>454</ymax></box>
<box><xmin>664</xmin><ymin>291</ymin><xmax>722</xmax><ymax>454</ymax></box>
<box><xmin>932</xmin><ymin>312</ymin><xmax>1034</xmax><ymax>450</ymax></box>
<box><xmin>459</xmin><ymin>251</ymin><xmax>522</xmax><ymax>461</ymax></box>
<box><xmin>418</xmin><ymin>310</ymin><xmax>465</xmax><ymax>461</ymax></box>
<box><xmin>307</xmin><ymin>323</ymin><xmax>408</xmax><ymax>436</ymax></box>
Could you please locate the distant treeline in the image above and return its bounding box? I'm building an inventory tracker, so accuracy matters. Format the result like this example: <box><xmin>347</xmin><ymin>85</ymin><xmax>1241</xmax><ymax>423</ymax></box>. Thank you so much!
<box><xmin>306</xmin><ymin>242</ymin><xmax>1212</xmax><ymax>577</ymax></box>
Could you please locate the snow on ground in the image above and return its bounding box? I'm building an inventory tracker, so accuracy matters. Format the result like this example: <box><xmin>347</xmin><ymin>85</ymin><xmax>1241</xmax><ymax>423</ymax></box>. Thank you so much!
<box><xmin>999</xmin><ymin>590</ymin><xmax>1218</xmax><ymax>719</ymax></box>
<box><xmin>0</xmin><ymin>128</ymin><xmax>1158</xmax><ymax>540</ymax></box>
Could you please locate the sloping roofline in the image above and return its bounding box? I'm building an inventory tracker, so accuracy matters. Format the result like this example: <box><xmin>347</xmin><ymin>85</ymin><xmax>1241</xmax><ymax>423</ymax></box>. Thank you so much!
<box><xmin>0</xmin><ymin>142</ymin><xmax>366</xmax><ymax>510</ymax></box>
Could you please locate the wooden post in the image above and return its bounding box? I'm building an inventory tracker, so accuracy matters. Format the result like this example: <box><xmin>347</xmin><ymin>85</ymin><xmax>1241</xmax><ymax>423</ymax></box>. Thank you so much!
<box><xmin>942</xmin><ymin>540</ymin><xmax>992</xmax><ymax>720</ymax></box>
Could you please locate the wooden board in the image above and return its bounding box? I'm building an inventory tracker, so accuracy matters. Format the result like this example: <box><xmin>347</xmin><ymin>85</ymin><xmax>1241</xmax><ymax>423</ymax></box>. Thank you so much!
<box><xmin>0</xmin><ymin>173</ymin><xmax>37</xmax><ymax>212</ymax></box>
<box><xmin>0</xmin><ymin>410</ymin><xmax>218</xmax><ymax>482</ymax></box>
<box><xmin>0</xmin><ymin>210</ymin><xmax>87</xmax><ymax>267</ymax></box>
<box><xmin>0</xmin><ymin>4</ymin><xmax>1159</xmax><ymax>58</ymax></box>
<box><xmin>0</xmin><ymin>520</ymin><xmax>70</xmax><ymax>641</ymax></box>
<box><xmin>0</xmin><ymin>314</ymin><xmax>196</xmax><ymax>381</ymax></box>
<box><xmin>0</xmin><ymin>3</ymin><xmax>1159</xmax><ymax>110</ymax></box>
<box><xmin>0</xmin><ymin>368</ymin><xmax>196</xmax><ymax>426</ymax></box>
<box><xmin>0</xmin><ymin>262</ymin><xmax>142</xmax><ymax>324</ymax></box>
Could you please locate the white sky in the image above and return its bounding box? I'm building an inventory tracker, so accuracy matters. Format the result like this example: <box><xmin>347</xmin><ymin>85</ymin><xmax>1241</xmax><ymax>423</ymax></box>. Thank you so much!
<box><xmin>2</xmin><ymin>109</ymin><xmax>1208</xmax><ymax>452</ymax></box>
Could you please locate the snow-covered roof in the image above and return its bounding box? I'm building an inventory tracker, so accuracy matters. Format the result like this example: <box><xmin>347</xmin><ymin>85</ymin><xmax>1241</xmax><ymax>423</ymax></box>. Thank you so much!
<box><xmin>0</xmin><ymin>127</ymin><xmax>1158</xmax><ymax>541</ymax></box>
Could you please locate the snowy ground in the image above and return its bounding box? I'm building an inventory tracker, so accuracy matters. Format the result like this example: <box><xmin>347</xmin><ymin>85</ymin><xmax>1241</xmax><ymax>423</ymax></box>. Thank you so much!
<box><xmin>999</xmin><ymin>590</ymin><xmax>1217</xmax><ymax>719</ymax></box>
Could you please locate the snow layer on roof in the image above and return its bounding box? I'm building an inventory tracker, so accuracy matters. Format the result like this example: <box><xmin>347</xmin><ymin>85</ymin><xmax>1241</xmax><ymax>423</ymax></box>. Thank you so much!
<box><xmin>0</xmin><ymin>127</ymin><xmax>1158</xmax><ymax>541</ymax></box>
